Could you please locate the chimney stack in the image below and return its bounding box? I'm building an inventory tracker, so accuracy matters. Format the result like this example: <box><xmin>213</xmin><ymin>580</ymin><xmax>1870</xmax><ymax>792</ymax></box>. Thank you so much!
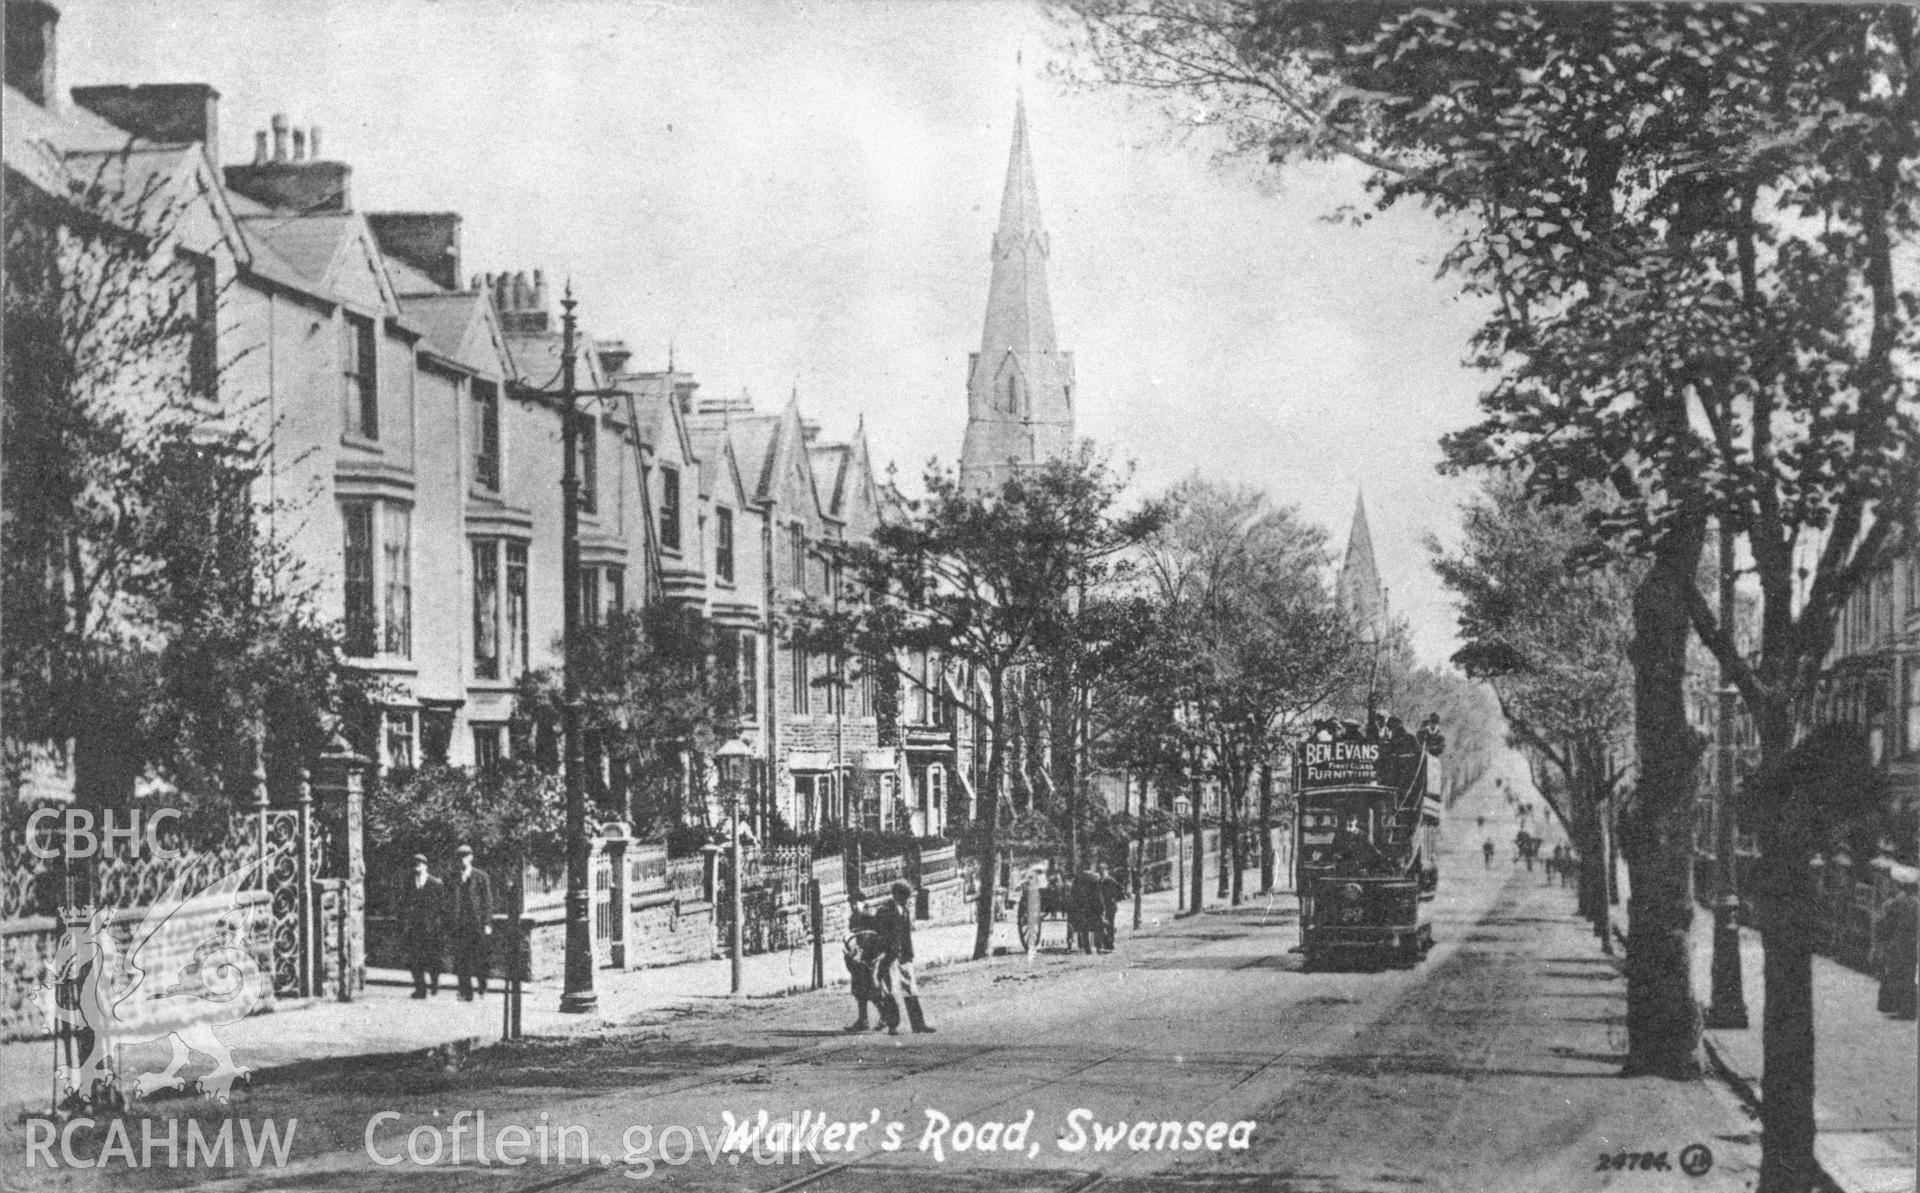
<box><xmin>70</xmin><ymin>83</ymin><xmax>221</xmax><ymax>157</ymax></box>
<box><xmin>224</xmin><ymin>115</ymin><xmax>351</xmax><ymax>213</ymax></box>
<box><xmin>4</xmin><ymin>0</ymin><xmax>59</xmax><ymax>109</ymax></box>
<box><xmin>489</xmin><ymin>267</ymin><xmax>554</xmax><ymax>334</ymax></box>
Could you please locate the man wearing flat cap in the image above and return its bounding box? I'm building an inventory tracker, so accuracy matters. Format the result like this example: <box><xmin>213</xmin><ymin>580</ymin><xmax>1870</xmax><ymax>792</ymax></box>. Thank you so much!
<box><xmin>873</xmin><ymin>878</ymin><xmax>934</xmax><ymax>1034</ymax></box>
<box><xmin>447</xmin><ymin>845</ymin><xmax>494</xmax><ymax>1001</ymax></box>
<box><xmin>399</xmin><ymin>853</ymin><xmax>444</xmax><ymax>999</ymax></box>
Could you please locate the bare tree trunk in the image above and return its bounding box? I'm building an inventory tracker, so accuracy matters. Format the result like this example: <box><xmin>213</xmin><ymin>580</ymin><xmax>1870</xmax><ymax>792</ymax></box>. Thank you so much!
<box><xmin>972</xmin><ymin>668</ymin><xmax>1008</xmax><ymax>961</ymax></box>
<box><xmin>1259</xmin><ymin>764</ymin><xmax>1275</xmax><ymax>894</ymax></box>
<box><xmin>1619</xmin><ymin>523</ymin><xmax>1705</xmax><ymax>1079</ymax></box>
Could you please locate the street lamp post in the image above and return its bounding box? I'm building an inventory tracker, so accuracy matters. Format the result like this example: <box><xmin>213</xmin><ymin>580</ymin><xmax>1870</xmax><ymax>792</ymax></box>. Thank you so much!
<box><xmin>558</xmin><ymin>285</ymin><xmax>597</xmax><ymax>1016</ymax></box>
<box><xmin>717</xmin><ymin>737</ymin><xmax>752</xmax><ymax>996</ymax></box>
<box><xmin>1707</xmin><ymin>521</ymin><xmax>1749</xmax><ymax>1028</ymax></box>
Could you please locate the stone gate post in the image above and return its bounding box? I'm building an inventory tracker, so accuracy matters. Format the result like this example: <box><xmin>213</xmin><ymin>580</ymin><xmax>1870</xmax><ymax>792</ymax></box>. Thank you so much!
<box><xmin>310</xmin><ymin>734</ymin><xmax>369</xmax><ymax>999</ymax></box>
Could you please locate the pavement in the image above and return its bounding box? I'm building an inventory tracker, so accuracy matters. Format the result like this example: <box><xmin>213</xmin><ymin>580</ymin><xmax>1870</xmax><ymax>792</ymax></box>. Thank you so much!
<box><xmin>1</xmin><ymin>877</ymin><xmax>1192</xmax><ymax>1118</ymax></box>
<box><xmin>1688</xmin><ymin>914</ymin><xmax>1919</xmax><ymax>1193</ymax></box>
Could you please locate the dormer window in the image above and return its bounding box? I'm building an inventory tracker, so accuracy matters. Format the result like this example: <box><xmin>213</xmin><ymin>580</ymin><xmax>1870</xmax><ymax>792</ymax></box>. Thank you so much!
<box><xmin>716</xmin><ymin>507</ymin><xmax>735</xmax><ymax>583</ymax></box>
<box><xmin>660</xmin><ymin>466</ymin><xmax>681</xmax><ymax>551</ymax></box>
<box><xmin>473</xmin><ymin>380</ymin><xmax>501</xmax><ymax>491</ymax></box>
<box><xmin>343</xmin><ymin>313</ymin><xmax>378</xmax><ymax>440</ymax></box>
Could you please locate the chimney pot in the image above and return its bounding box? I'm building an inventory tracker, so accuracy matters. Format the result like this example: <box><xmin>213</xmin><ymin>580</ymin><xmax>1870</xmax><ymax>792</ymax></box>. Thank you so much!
<box><xmin>309</xmin><ymin>126</ymin><xmax>321</xmax><ymax>159</ymax></box>
<box><xmin>291</xmin><ymin>128</ymin><xmax>306</xmax><ymax>161</ymax></box>
<box><xmin>253</xmin><ymin>130</ymin><xmax>268</xmax><ymax>163</ymax></box>
<box><xmin>271</xmin><ymin>112</ymin><xmax>288</xmax><ymax>161</ymax></box>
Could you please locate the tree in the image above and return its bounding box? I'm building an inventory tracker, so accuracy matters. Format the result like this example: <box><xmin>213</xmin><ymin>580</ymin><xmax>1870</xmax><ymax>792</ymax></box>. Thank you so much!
<box><xmin>3</xmin><ymin>141</ymin><xmax>360</xmax><ymax>822</ymax></box>
<box><xmin>1435</xmin><ymin>477</ymin><xmax>1637</xmax><ymax>944</ymax></box>
<box><xmin>794</xmin><ymin>447</ymin><xmax>1161</xmax><ymax>960</ymax></box>
<box><xmin>1068</xmin><ymin>9</ymin><xmax>1918</xmax><ymax>1158</ymax></box>
<box><xmin>1138</xmin><ymin>478</ymin><xmax>1364</xmax><ymax>908</ymax></box>
<box><xmin>513</xmin><ymin>602</ymin><xmax>737</xmax><ymax>835</ymax></box>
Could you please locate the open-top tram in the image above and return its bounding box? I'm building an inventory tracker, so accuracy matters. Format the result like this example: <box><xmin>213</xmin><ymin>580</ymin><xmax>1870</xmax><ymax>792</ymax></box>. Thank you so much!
<box><xmin>1293</xmin><ymin>718</ymin><xmax>1443</xmax><ymax>971</ymax></box>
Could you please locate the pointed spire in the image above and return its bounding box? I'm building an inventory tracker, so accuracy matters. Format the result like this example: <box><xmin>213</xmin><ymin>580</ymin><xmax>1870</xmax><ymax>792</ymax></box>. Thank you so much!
<box><xmin>995</xmin><ymin>93</ymin><xmax>1047</xmax><ymax>265</ymax></box>
<box><xmin>1339</xmin><ymin>492</ymin><xmax>1385</xmax><ymax>639</ymax></box>
<box><xmin>962</xmin><ymin>91</ymin><xmax>1073</xmax><ymax>494</ymax></box>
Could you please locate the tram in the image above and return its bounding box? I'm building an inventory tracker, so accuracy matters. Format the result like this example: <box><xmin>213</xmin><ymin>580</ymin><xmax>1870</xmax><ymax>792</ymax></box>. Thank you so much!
<box><xmin>1293</xmin><ymin>717</ymin><xmax>1443</xmax><ymax>970</ymax></box>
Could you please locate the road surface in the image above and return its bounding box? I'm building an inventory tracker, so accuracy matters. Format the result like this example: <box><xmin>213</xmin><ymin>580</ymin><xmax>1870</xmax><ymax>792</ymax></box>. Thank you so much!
<box><xmin>8</xmin><ymin>781</ymin><xmax>1761</xmax><ymax>1192</ymax></box>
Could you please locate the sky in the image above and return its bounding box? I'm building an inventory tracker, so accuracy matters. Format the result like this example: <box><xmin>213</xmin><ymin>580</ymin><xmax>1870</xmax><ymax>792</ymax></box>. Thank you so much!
<box><xmin>60</xmin><ymin>0</ymin><xmax>1494</xmax><ymax>664</ymax></box>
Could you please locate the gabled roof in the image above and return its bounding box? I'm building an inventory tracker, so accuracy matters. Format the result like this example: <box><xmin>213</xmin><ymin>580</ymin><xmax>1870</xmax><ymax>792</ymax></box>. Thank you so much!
<box><xmin>716</xmin><ymin>412</ymin><xmax>781</xmax><ymax>505</ymax></box>
<box><xmin>837</xmin><ymin>421</ymin><xmax>884</xmax><ymax>538</ymax></box>
<box><xmin>236</xmin><ymin>213</ymin><xmax>399</xmax><ymax>315</ymax></box>
<box><xmin>399</xmin><ymin>290</ymin><xmax>514</xmax><ymax>378</ymax></box>
<box><xmin>686</xmin><ymin>423</ymin><xmax>750</xmax><ymax>508</ymax></box>
<box><xmin>808</xmin><ymin>442</ymin><xmax>852</xmax><ymax>518</ymax></box>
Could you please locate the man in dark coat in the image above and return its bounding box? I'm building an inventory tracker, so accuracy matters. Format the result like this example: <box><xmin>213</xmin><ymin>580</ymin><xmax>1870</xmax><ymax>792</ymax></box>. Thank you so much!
<box><xmin>842</xmin><ymin>898</ymin><xmax>898</xmax><ymax>1032</ymax></box>
<box><xmin>1095</xmin><ymin>863</ymin><xmax>1125</xmax><ymax>954</ymax></box>
<box><xmin>1068</xmin><ymin>868</ymin><xmax>1101</xmax><ymax>954</ymax></box>
<box><xmin>1877</xmin><ymin>877</ymin><xmax>1917</xmax><ymax>1020</ymax></box>
<box><xmin>874</xmin><ymin>879</ymin><xmax>933</xmax><ymax>1034</ymax></box>
<box><xmin>398</xmin><ymin>854</ymin><xmax>445</xmax><ymax>999</ymax></box>
<box><xmin>447</xmin><ymin>844</ymin><xmax>494</xmax><ymax>1001</ymax></box>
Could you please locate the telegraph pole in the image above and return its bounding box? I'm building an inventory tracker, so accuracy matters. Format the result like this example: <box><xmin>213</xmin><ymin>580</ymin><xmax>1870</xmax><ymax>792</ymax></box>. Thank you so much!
<box><xmin>1706</xmin><ymin>520</ymin><xmax>1748</xmax><ymax>1028</ymax></box>
<box><xmin>558</xmin><ymin>285</ymin><xmax>598</xmax><ymax>1015</ymax></box>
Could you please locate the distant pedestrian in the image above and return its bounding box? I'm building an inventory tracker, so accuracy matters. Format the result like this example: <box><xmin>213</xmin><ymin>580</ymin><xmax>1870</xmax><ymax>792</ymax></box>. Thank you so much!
<box><xmin>1876</xmin><ymin>878</ymin><xmax>1917</xmax><ymax>1021</ymax></box>
<box><xmin>1095</xmin><ymin>863</ymin><xmax>1125</xmax><ymax>953</ymax></box>
<box><xmin>874</xmin><ymin>879</ymin><xmax>933</xmax><ymax>1034</ymax></box>
<box><xmin>447</xmin><ymin>845</ymin><xmax>494</xmax><ymax>1001</ymax></box>
<box><xmin>1068</xmin><ymin>868</ymin><xmax>1101</xmax><ymax>954</ymax></box>
<box><xmin>1482</xmin><ymin>840</ymin><xmax>1495</xmax><ymax>870</ymax></box>
<box><xmin>398</xmin><ymin>854</ymin><xmax>444</xmax><ymax>999</ymax></box>
<box><xmin>1017</xmin><ymin>866</ymin><xmax>1047</xmax><ymax>956</ymax></box>
<box><xmin>1559</xmin><ymin>846</ymin><xmax>1576</xmax><ymax>888</ymax></box>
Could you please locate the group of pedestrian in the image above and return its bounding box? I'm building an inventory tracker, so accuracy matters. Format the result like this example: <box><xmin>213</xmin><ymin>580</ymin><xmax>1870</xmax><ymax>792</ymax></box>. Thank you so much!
<box><xmin>1067</xmin><ymin>863</ymin><xmax>1126</xmax><ymax>954</ymax></box>
<box><xmin>842</xmin><ymin>879</ymin><xmax>935</xmax><ymax>1036</ymax></box>
<box><xmin>397</xmin><ymin>845</ymin><xmax>496</xmax><ymax>1002</ymax></box>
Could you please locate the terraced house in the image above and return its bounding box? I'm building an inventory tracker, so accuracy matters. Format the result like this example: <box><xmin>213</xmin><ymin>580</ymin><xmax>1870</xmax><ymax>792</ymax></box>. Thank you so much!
<box><xmin>1</xmin><ymin>0</ymin><xmax>984</xmax><ymax>841</ymax></box>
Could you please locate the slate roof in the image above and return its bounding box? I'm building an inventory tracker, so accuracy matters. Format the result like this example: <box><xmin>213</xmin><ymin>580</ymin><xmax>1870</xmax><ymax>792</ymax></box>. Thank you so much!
<box><xmin>398</xmin><ymin>291</ymin><xmax>482</xmax><ymax>361</ymax></box>
<box><xmin>237</xmin><ymin>213</ymin><xmax>356</xmax><ymax>284</ymax></box>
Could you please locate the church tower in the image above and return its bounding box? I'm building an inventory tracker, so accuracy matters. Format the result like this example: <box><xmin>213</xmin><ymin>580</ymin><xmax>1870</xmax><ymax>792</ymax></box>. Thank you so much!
<box><xmin>960</xmin><ymin>94</ymin><xmax>1075</xmax><ymax>494</ymax></box>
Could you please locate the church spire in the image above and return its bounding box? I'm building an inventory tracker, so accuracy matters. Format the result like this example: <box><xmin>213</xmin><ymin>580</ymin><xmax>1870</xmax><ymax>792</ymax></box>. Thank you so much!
<box><xmin>1338</xmin><ymin>492</ymin><xmax>1387</xmax><ymax>640</ymax></box>
<box><xmin>961</xmin><ymin>93</ymin><xmax>1075</xmax><ymax>494</ymax></box>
